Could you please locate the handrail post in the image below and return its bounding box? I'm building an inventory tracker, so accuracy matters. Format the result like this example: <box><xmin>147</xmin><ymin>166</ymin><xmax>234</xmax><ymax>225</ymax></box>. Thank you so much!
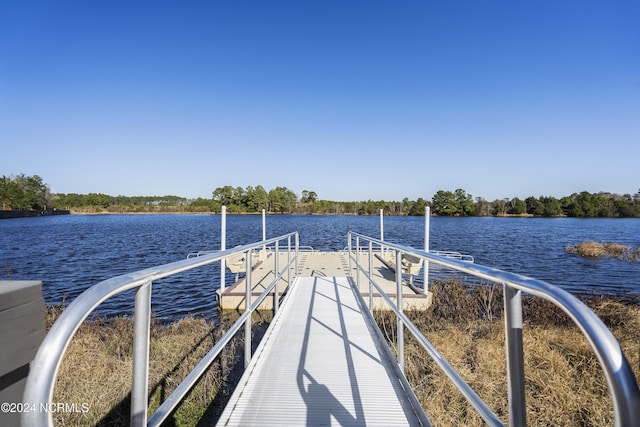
<box><xmin>274</xmin><ymin>240</ymin><xmax>279</xmax><ymax>314</ymax></box>
<box><xmin>356</xmin><ymin>236</ymin><xmax>360</xmax><ymax>290</ymax></box>
<box><xmin>220</xmin><ymin>205</ymin><xmax>226</xmax><ymax>292</ymax></box>
<box><xmin>396</xmin><ymin>249</ymin><xmax>404</xmax><ymax>373</ymax></box>
<box><xmin>262</xmin><ymin>209</ymin><xmax>266</xmax><ymax>250</ymax></box>
<box><xmin>131</xmin><ymin>281</ymin><xmax>152</xmax><ymax>427</ymax></box>
<box><xmin>424</xmin><ymin>206</ymin><xmax>430</xmax><ymax>292</ymax></box>
<box><xmin>295</xmin><ymin>232</ymin><xmax>299</xmax><ymax>279</ymax></box>
<box><xmin>244</xmin><ymin>250</ymin><xmax>252</xmax><ymax>369</ymax></box>
<box><xmin>368</xmin><ymin>240</ymin><xmax>373</xmax><ymax>311</ymax></box>
<box><xmin>380</xmin><ymin>210</ymin><xmax>384</xmax><ymax>257</ymax></box>
<box><xmin>287</xmin><ymin>235</ymin><xmax>292</xmax><ymax>285</ymax></box>
<box><xmin>348</xmin><ymin>232</ymin><xmax>352</xmax><ymax>277</ymax></box>
<box><xmin>504</xmin><ymin>284</ymin><xmax>526</xmax><ymax>426</ymax></box>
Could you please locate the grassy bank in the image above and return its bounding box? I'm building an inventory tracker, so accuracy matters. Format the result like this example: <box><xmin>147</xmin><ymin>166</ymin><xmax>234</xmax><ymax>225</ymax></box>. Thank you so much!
<box><xmin>376</xmin><ymin>280</ymin><xmax>640</xmax><ymax>425</ymax></box>
<box><xmin>46</xmin><ymin>282</ymin><xmax>639</xmax><ymax>426</ymax></box>
<box><xmin>46</xmin><ymin>307</ymin><xmax>272</xmax><ymax>426</ymax></box>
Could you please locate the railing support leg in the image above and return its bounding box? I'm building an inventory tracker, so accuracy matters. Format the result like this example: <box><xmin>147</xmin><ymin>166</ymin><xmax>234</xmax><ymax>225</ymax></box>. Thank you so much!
<box><xmin>356</xmin><ymin>236</ymin><xmax>360</xmax><ymax>290</ymax></box>
<box><xmin>424</xmin><ymin>205</ymin><xmax>430</xmax><ymax>292</ymax></box>
<box><xmin>245</xmin><ymin>250</ymin><xmax>252</xmax><ymax>369</ymax></box>
<box><xmin>131</xmin><ymin>281</ymin><xmax>152</xmax><ymax>427</ymax></box>
<box><xmin>348</xmin><ymin>233</ymin><xmax>352</xmax><ymax>277</ymax></box>
<box><xmin>504</xmin><ymin>284</ymin><xmax>526</xmax><ymax>426</ymax></box>
<box><xmin>220</xmin><ymin>205</ymin><xmax>226</xmax><ymax>292</ymax></box>
<box><xmin>287</xmin><ymin>235</ymin><xmax>291</xmax><ymax>287</ymax></box>
<box><xmin>368</xmin><ymin>240</ymin><xmax>373</xmax><ymax>311</ymax></box>
<box><xmin>274</xmin><ymin>241</ymin><xmax>279</xmax><ymax>314</ymax></box>
<box><xmin>295</xmin><ymin>233</ymin><xmax>299</xmax><ymax>279</ymax></box>
<box><xmin>396</xmin><ymin>249</ymin><xmax>404</xmax><ymax>373</ymax></box>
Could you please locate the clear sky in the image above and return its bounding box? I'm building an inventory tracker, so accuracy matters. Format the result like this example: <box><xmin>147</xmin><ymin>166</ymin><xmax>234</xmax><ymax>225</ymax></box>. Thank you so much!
<box><xmin>1</xmin><ymin>1</ymin><xmax>638</xmax><ymax>202</ymax></box>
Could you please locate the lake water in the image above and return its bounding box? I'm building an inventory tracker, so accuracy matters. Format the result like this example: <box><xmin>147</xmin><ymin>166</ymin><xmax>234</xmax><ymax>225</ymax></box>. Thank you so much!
<box><xmin>1</xmin><ymin>214</ymin><xmax>639</xmax><ymax>321</ymax></box>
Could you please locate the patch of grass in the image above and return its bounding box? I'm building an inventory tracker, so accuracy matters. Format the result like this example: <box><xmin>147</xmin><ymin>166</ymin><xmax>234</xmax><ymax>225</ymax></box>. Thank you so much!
<box><xmin>47</xmin><ymin>308</ymin><xmax>271</xmax><ymax>426</ymax></box>
<box><xmin>566</xmin><ymin>241</ymin><xmax>639</xmax><ymax>262</ymax></box>
<box><xmin>374</xmin><ymin>280</ymin><xmax>640</xmax><ymax>425</ymax></box>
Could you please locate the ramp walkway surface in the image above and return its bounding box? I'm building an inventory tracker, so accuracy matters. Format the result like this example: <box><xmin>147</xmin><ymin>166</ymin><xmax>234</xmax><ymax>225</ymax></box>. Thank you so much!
<box><xmin>216</xmin><ymin>275</ymin><xmax>429</xmax><ymax>426</ymax></box>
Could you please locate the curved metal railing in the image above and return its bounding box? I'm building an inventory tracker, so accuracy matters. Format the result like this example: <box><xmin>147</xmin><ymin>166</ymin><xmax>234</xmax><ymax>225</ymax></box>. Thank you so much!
<box><xmin>347</xmin><ymin>231</ymin><xmax>640</xmax><ymax>427</ymax></box>
<box><xmin>23</xmin><ymin>232</ymin><xmax>299</xmax><ymax>427</ymax></box>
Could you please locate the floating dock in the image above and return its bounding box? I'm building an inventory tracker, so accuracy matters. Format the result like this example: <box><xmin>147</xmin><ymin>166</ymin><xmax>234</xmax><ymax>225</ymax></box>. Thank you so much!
<box><xmin>217</xmin><ymin>250</ymin><xmax>432</xmax><ymax>311</ymax></box>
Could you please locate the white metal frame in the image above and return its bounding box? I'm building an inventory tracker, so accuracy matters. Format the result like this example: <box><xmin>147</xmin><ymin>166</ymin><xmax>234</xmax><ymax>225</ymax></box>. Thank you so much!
<box><xmin>22</xmin><ymin>232</ymin><xmax>299</xmax><ymax>427</ymax></box>
<box><xmin>347</xmin><ymin>231</ymin><xmax>640</xmax><ymax>427</ymax></box>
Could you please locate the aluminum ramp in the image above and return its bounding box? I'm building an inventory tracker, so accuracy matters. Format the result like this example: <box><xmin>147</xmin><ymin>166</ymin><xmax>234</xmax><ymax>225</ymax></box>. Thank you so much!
<box><xmin>217</xmin><ymin>276</ymin><xmax>429</xmax><ymax>426</ymax></box>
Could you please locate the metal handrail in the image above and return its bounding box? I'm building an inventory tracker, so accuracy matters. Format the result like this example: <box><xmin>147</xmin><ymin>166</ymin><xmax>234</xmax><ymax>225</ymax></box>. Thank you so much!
<box><xmin>430</xmin><ymin>250</ymin><xmax>474</xmax><ymax>262</ymax></box>
<box><xmin>23</xmin><ymin>232</ymin><xmax>299</xmax><ymax>427</ymax></box>
<box><xmin>344</xmin><ymin>246</ymin><xmax>474</xmax><ymax>263</ymax></box>
<box><xmin>347</xmin><ymin>231</ymin><xmax>640</xmax><ymax>427</ymax></box>
<box><xmin>187</xmin><ymin>245</ymin><xmax>315</xmax><ymax>259</ymax></box>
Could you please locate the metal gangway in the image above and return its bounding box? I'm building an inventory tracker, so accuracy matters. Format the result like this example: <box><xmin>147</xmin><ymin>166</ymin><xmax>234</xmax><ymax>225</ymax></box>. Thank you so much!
<box><xmin>23</xmin><ymin>231</ymin><xmax>640</xmax><ymax>426</ymax></box>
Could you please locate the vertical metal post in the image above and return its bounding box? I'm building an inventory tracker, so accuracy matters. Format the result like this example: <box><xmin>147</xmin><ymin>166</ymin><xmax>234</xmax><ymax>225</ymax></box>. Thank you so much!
<box><xmin>423</xmin><ymin>206</ymin><xmax>430</xmax><ymax>292</ymax></box>
<box><xmin>396</xmin><ymin>250</ymin><xmax>404</xmax><ymax>373</ymax></box>
<box><xmin>287</xmin><ymin>235</ymin><xmax>292</xmax><ymax>285</ymax></box>
<box><xmin>504</xmin><ymin>284</ymin><xmax>527</xmax><ymax>426</ymax></box>
<box><xmin>262</xmin><ymin>209</ymin><xmax>266</xmax><ymax>244</ymax></box>
<box><xmin>274</xmin><ymin>240</ymin><xmax>279</xmax><ymax>314</ymax></box>
<box><xmin>295</xmin><ymin>233</ymin><xmax>299</xmax><ymax>279</ymax></box>
<box><xmin>368</xmin><ymin>240</ymin><xmax>373</xmax><ymax>311</ymax></box>
<box><xmin>244</xmin><ymin>250</ymin><xmax>252</xmax><ymax>369</ymax></box>
<box><xmin>355</xmin><ymin>236</ymin><xmax>360</xmax><ymax>290</ymax></box>
<box><xmin>220</xmin><ymin>206</ymin><xmax>226</xmax><ymax>292</ymax></box>
<box><xmin>380</xmin><ymin>209</ymin><xmax>384</xmax><ymax>256</ymax></box>
<box><xmin>131</xmin><ymin>281</ymin><xmax>152</xmax><ymax>427</ymax></box>
<box><xmin>347</xmin><ymin>233</ymin><xmax>352</xmax><ymax>276</ymax></box>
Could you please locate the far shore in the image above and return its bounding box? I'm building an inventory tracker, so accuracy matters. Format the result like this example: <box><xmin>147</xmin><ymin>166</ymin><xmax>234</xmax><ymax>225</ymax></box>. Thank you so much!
<box><xmin>68</xmin><ymin>209</ymin><xmax>543</xmax><ymax>217</ymax></box>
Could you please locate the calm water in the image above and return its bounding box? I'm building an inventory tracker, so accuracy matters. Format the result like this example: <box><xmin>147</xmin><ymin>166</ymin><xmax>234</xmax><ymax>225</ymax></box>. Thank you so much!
<box><xmin>1</xmin><ymin>214</ymin><xmax>639</xmax><ymax>321</ymax></box>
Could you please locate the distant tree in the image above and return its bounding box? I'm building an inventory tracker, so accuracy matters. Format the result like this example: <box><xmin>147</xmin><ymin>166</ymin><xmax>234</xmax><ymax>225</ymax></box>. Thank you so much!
<box><xmin>525</xmin><ymin>196</ymin><xmax>545</xmax><ymax>216</ymax></box>
<box><xmin>613</xmin><ymin>199</ymin><xmax>638</xmax><ymax>217</ymax></box>
<box><xmin>212</xmin><ymin>186</ymin><xmax>235</xmax><ymax>206</ymax></box>
<box><xmin>408</xmin><ymin>197</ymin><xmax>428</xmax><ymax>216</ymax></box>
<box><xmin>474</xmin><ymin>197</ymin><xmax>492</xmax><ymax>216</ymax></box>
<box><xmin>84</xmin><ymin>193</ymin><xmax>110</xmax><ymax>209</ymax></box>
<box><xmin>188</xmin><ymin>197</ymin><xmax>218</xmax><ymax>212</ymax></box>
<box><xmin>245</xmin><ymin>185</ymin><xmax>269</xmax><ymax>211</ymax></box>
<box><xmin>0</xmin><ymin>174</ymin><xmax>50</xmax><ymax>210</ymax></box>
<box><xmin>506</xmin><ymin>197</ymin><xmax>526</xmax><ymax>215</ymax></box>
<box><xmin>540</xmin><ymin>196</ymin><xmax>562</xmax><ymax>216</ymax></box>
<box><xmin>560</xmin><ymin>193</ymin><xmax>585</xmax><ymax>217</ymax></box>
<box><xmin>455</xmin><ymin>188</ymin><xmax>474</xmax><ymax>216</ymax></box>
<box><xmin>432</xmin><ymin>190</ymin><xmax>459</xmax><ymax>216</ymax></box>
<box><xmin>0</xmin><ymin>175</ymin><xmax>19</xmax><ymax>209</ymax></box>
<box><xmin>301</xmin><ymin>190</ymin><xmax>318</xmax><ymax>204</ymax></box>
<box><xmin>268</xmin><ymin>186</ymin><xmax>297</xmax><ymax>213</ymax></box>
<box><xmin>493</xmin><ymin>199</ymin><xmax>508</xmax><ymax>216</ymax></box>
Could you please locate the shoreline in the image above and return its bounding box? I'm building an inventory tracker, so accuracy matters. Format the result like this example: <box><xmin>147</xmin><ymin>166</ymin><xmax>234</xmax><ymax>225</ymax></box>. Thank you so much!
<box><xmin>65</xmin><ymin>209</ymin><xmax>629</xmax><ymax>218</ymax></box>
<box><xmin>0</xmin><ymin>209</ymin><xmax>70</xmax><ymax>219</ymax></box>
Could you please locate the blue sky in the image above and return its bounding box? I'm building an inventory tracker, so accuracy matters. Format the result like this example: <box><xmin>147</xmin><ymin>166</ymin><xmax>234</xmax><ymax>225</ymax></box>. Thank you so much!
<box><xmin>1</xmin><ymin>1</ymin><xmax>638</xmax><ymax>202</ymax></box>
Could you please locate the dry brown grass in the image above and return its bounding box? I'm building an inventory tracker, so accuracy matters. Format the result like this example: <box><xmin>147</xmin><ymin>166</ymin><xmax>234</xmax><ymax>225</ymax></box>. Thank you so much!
<box><xmin>374</xmin><ymin>280</ymin><xmax>640</xmax><ymax>426</ymax></box>
<box><xmin>566</xmin><ymin>241</ymin><xmax>639</xmax><ymax>262</ymax></box>
<box><xmin>46</xmin><ymin>307</ymin><xmax>268</xmax><ymax>426</ymax></box>
<box><xmin>45</xmin><ymin>283</ymin><xmax>640</xmax><ymax>426</ymax></box>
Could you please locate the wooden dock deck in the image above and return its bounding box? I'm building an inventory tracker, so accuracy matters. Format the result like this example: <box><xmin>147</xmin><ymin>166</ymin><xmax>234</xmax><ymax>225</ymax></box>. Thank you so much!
<box><xmin>217</xmin><ymin>251</ymin><xmax>432</xmax><ymax>311</ymax></box>
<box><xmin>216</xmin><ymin>275</ymin><xmax>430</xmax><ymax>426</ymax></box>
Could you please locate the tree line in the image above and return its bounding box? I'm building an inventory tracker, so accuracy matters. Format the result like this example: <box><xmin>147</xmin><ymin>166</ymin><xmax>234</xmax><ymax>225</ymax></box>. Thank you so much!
<box><xmin>0</xmin><ymin>174</ymin><xmax>50</xmax><ymax>210</ymax></box>
<box><xmin>2</xmin><ymin>174</ymin><xmax>639</xmax><ymax>218</ymax></box>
